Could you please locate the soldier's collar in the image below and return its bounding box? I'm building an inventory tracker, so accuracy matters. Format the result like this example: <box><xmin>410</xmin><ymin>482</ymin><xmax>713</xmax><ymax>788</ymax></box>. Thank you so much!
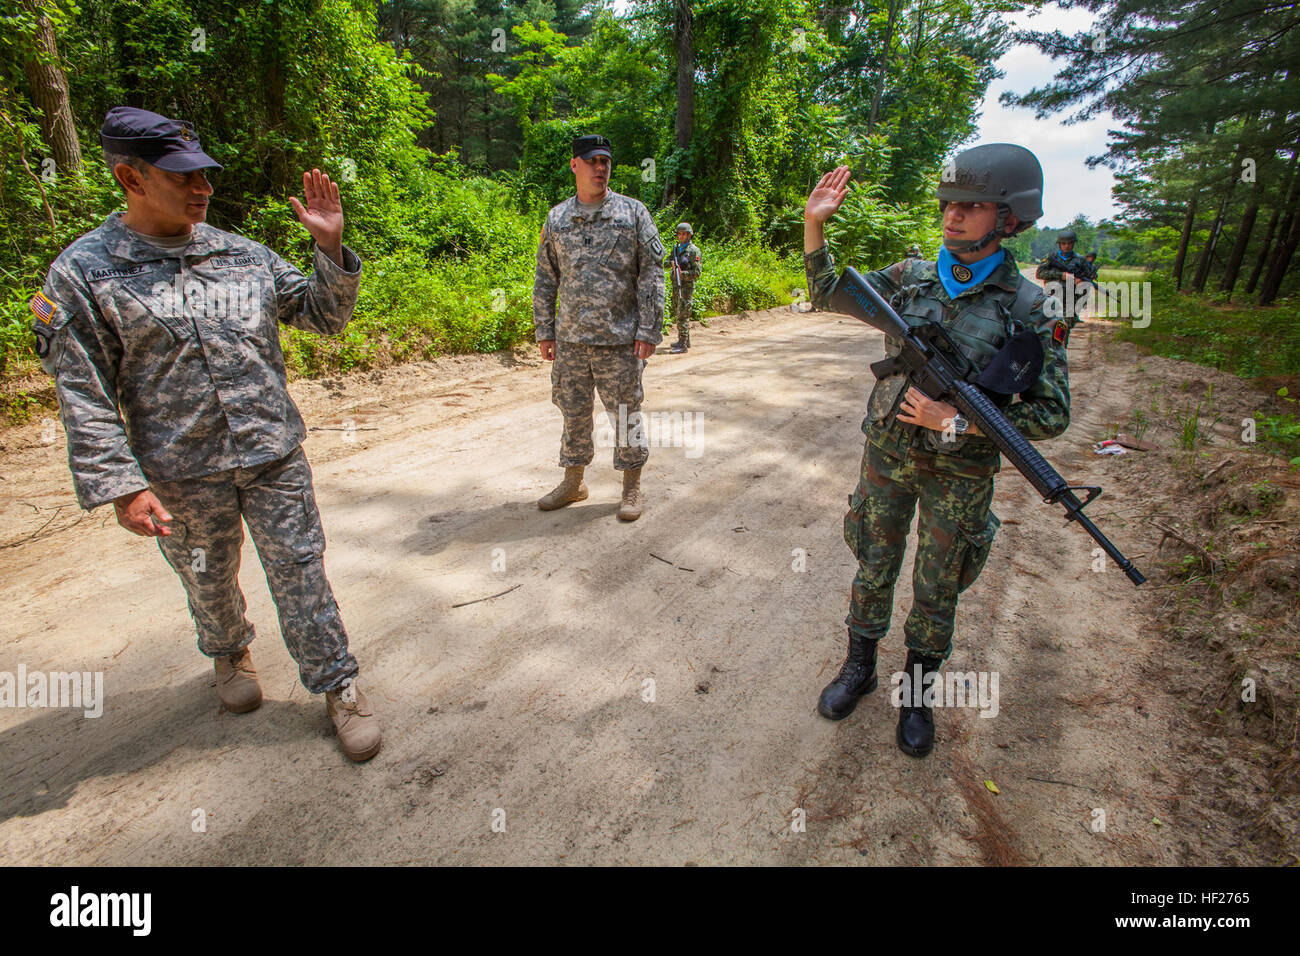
<box><xmin>101</xmin><ymin>211</ymin><xmax>235</xmax><ymax>260</ymax></box>
<box><xmin>568</xmin><ymin>190</ymin><xmax>615</xmax><ymax>221</ymax></box>
<box><xmin>986</xmin><ymin>248</ymin><xmax>1025</xmax><ymax>292</ymax></box>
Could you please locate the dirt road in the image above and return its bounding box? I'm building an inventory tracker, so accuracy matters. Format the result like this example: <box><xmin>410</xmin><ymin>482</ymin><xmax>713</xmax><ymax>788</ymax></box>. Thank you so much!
<box><xmin>0</xmin><ymin>300</ymin><xmax>1245</xmax><ymax>865</ymax></box>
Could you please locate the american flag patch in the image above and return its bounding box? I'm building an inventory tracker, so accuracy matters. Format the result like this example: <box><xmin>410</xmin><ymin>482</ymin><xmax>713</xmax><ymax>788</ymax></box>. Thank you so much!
<box><xmin>30</xmin><ymin>292</ymin><xmax>56</xmax><ymax>324</ymax></box>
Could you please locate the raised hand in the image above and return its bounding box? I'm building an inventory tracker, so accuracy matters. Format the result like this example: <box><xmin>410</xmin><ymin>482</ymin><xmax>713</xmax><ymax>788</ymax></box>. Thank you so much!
<box><xmin>805</xmin><ymin>166</ymin><xmax>852</xmax><ymax>225</ymax></box>
<box><xmin>288</xmin><ymin>168</ymin><xmax>344</xmax><ymax>265</ymax></box>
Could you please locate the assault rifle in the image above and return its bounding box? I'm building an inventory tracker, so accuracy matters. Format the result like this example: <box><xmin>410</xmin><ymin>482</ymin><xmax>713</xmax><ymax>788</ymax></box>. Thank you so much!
<box><xmin>1049</xmin><ymin>250</ymin><xmax>1097</xmax><ymax>289</ymax></box>
<box><xmin>829</xmin><ymin>266</ymin><xmax>1145</xmax><ymax>586</ymax></box>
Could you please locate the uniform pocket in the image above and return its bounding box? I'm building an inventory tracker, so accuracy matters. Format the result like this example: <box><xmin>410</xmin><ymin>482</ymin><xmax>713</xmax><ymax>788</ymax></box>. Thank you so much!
<box><xmin>603</xmin><ymin>220</ymin><xmax>637</xmax><ymax>268</ymax></box>
<box><xmin>843</xmin><ymin>487</ymin><xmax>867</xmax><ymax>556</ymax></box>
<box><xmin>294</xmin><ymin>489</ymin><xmax>326</xmax><ymax>561</ymax></box>
<box><xmin>955</xmin><ymin>512</ymin><xmax>1000</xmax><ymax>592</ymax></box>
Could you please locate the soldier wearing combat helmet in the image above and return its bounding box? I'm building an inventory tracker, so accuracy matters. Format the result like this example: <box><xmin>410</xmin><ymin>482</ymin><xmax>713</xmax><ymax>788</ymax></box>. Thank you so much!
<box><xmin>664</xmin><ymin>222</ymin><xmax>703</xmax><ymax>353</ymax></box>
<box><xmin>32</xmin><ymin>107</ymin><xmax>380</xmax><ymax>761</ymax></box>
<box><xmin>803</xmin><ymin>144</ymin><xmax>1071</xmax><ymax>757</ymax></box>
<box><xmin>1037</xmin><ymin>228</ymin><xmax>1093</xmax><ymax>327</ymax></box>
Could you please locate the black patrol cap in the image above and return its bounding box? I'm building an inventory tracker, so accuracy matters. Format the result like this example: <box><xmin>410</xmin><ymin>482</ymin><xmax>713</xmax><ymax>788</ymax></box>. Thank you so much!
<box><xmin>100</xmin><ymin>107</ymin><xmax>223</xmax><ymax>172</ymax></box>
<box><xmin>572</xmin><ymin>134</ymin><xmax>612</xmax><ymax>160</ymax></box>
<box><xmin>975</xmin><ymin>328</ymin><xmax>1044</xmax><ymax>396</ymax></box>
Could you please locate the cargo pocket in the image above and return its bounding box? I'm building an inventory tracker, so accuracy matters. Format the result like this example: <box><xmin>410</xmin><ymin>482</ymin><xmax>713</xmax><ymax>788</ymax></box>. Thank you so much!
<box><xmin>294</xmin><ymin>489</ymin><xmax>326</xmax><ymax>561</ymax></box>
<box><xmin>955</xmin><ymin>512</ymin><xmax>1000</xmax><ymax>592</ymax></box>
<box><xmin>843</xmin><ymin>487</ymin><xmax>867</xmax><ymax>557</ymax></box>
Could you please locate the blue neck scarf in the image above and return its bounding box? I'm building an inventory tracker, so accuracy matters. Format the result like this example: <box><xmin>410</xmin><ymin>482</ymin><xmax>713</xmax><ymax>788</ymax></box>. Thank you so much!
<box><xmin>937</xmin><ymin>247</ymin><xmax>1005</xmax><ymax>299</ymax></box>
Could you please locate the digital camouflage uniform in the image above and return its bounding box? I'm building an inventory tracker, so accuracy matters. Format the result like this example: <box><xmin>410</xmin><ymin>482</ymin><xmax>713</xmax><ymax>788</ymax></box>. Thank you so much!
<box><xmin>34</xmin><ymin>211</ymin><xmax>363</xmax><ymax>693</ymax></box>
<box><xmin>533</xmin><ymin>191</ymin><xmax>665</xmax><ymax>470</ymax></box>
<box><xmin>807</xmin><ymin>245</ymin><xmax>1071</xmax><ymax>661</ymax></box>
<box><xmin>664</xmin><ymin>241</ymin><xmax>702</xmax><ymax>346</ymax></box>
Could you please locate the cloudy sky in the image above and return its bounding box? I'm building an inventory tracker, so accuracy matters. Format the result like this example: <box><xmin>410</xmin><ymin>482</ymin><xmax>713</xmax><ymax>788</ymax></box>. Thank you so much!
<box><xmin>979</xmin><ymin>3</ymin><xmax>1121</xmax><ymax>226</ymax></box>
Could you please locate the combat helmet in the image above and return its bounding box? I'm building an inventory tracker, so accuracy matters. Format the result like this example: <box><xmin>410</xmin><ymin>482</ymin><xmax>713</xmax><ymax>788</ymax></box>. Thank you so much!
<box><xmin>936</xmin><ymin>143</ymin><xmax>1043</xmax><ymax>254</ymax></box>
<box><xmin>675</xmin><ymin>222</ymin><xmax>694</xmax><ymax>236</ymax></box>
<box><xmin>1057</xmin><ymin>228</ymin><xmax>1077</xmax><ymax>244</ymax></box>
<box><xmin>907</xmin><ymin>244</ymin><xmax>921</xmax><ymax>257</ymax></box>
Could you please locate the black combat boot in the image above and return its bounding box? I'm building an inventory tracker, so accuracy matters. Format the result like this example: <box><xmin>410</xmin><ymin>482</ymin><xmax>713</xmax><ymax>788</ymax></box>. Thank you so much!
<box><xmin>896</xmin><ymin>649</ymin><xmax>942</xmax><ymax>757</ymax></box>
<box><xmin>816</xmin><ymin>629</ymin><xmax>879</xmax><ymax>720</ymax></box>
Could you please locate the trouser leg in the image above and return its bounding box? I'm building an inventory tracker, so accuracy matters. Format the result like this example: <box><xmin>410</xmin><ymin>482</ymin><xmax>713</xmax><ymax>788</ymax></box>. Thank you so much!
<box><xmin>152</xmin><ymin>471</ymin><xmax>255</xmax><ymax>658</ymax></box>
<box><xmin>592</xmin><ymin>344</ymin><xmax>648</xmax><ymax>471</ymax></box>
<box><xmin>903</xmin><ymin>464</ymin><xmax>998</xmax><ymax>661</ymax></box>
<box><xmin>239</xmin><ymin>447</ymin><xmax>357</xmax><ymax>694</ymax></box>
<box><xmin>552</xmin><ymin>341</ymin><xmax>597</xmax><ymax>467</ymax></box>
<box><xmin>676</xmin><ymin>281</ymin><xmax>694</xmax><ymax>343</ymax></box>
<box><xmin>844</xmin><ymin>441</ymin><xmax>918</xmax><ymax>641</ymax></box>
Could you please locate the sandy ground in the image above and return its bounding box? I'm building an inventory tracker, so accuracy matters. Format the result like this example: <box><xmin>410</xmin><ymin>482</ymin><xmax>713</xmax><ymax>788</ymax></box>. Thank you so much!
<box><xmin>0</xmin><ymin>291</ymin><xmax>1250</xmax><ymax>865</ymax></box>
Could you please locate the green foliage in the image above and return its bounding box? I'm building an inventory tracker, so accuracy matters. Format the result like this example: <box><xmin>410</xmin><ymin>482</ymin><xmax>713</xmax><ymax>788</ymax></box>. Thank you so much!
<box><xmin>686</xmin><ymin>243</ymin><xmax>804</xmax><ymax>319</ymax></box>
<box><xmin>283</xmin><ymin>247</ymin><xmax>536</xmax><ymax>376</ymax></box>
<box><xmin>1117</xmin><ymin>271</ymin><xmax>1300</xmax><ymax>380</ymax></box>
<box><xmin>791</xmin><ymin>179</ymin><xmax>943</xmax><ymax>269</ymax></box>
<box><xmin>1</xmin><ymin>0</ymin><xmax>1019</xmax><ymax>413</ymax></box>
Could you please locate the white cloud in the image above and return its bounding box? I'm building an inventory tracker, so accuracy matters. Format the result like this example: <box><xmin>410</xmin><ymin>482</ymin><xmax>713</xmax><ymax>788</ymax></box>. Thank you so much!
<box><xmin>975</xmin><ymin>2</ymin><xmax>1123</xmax><ymax>226</ymax></box>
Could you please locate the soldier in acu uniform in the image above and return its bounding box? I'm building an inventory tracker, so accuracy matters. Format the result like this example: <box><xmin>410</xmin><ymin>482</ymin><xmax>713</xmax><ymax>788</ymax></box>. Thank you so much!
<box><xmin>664</xmin><ymin>222</ymin><xmax>702</xmax><ymax>353</ymax></box>
<box><xmin>533</xmin><ymin>134</ymin><xmax>665</xmax><ymax>521</ymax></box>
<box><xmin>803</xmin><ymin>144</ymin><xmax>1071</xmax><ymax>757</ymax></box>
<box><xmin>32</xmin><ymin>108</ymin><xmax>380</xmax><ymax>761</ymax></box>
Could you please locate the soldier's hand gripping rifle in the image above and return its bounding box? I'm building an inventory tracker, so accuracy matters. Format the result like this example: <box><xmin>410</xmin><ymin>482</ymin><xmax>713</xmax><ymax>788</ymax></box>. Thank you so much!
<box><xmin>829</xmin><ymin>266</ymin><xmax>1145</xmax><ymax>586</ymax></box>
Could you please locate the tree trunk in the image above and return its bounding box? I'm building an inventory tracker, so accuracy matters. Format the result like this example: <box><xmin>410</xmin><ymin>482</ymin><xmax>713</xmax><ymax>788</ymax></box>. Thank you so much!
<box><xmin>20</xmin><ymin>0</ymin><xmax>82</xmax><ymax>173</ymax></box>
<box><xmin>1172</xmin><ymin>197</ymin><xmax>1198</xmax><ymax>290</ymax></box>
<box><xmin>1244</xmin><ymin>208</ymin><xmax>1278</xmax><ymax>295</ymax></box>
<box><xmin>1258</xmin><ymin>205</ymin><xmax>1300</xmax><ymax>305</ymax></box>
<box><xmin>665</xmin><ymin>0</ymin><xmax>694</xmax><ymax>206</ymax></box>
<box><xmin>1219</xmin><ymin>202</ymin><xmax>1257</xmax><ymax>296</ymax></box>
<box><xmin>1257</xmin><ymin>151</ymin><xmax>1300</xmax><ymax>304</ymax></box>
<box><xmin>867</xmin><ymin>0</ymin><xmax>903</xmax><ymax>135</ymax></box>
<box><xmin>1192</xmin><ymin>192</ymin><xmax>1228</xmax><ymax>292</ymax></box>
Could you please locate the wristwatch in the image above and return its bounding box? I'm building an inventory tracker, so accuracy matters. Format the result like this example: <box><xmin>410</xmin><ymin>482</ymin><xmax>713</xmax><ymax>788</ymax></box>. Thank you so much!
<box><xmin>951</xmin><ymin>414</ymin><xmax>969</xmax><ymax>435</ymax></box>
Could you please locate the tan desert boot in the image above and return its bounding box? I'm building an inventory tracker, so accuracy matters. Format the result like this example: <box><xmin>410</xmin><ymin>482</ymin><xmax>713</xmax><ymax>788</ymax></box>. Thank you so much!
<box><xmin>326</xmin><ymin>682</ymin><xmax>382</xmax><ymax>762</ymax></box>
<box><xmin>537</xmin><ymin>466</ymin><xmax>588</xmax><ymax>511</ymax></box>
<box><xmin>617</xmin><ymin>467</ymin><xmax>643</xmax><ymax>521</ymax></box>
<box><xmin>214</xmin><ymin>647</ymin><xmax>262</xmax><ymax>713</ymax></box>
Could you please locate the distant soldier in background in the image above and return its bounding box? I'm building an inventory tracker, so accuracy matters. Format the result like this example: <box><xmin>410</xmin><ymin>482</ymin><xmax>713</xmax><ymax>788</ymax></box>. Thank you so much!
<box><xmin>906</xmin><ymin>244</ymin><xmax>923</xmax><ymax>263</ymax></box>
<box><xmin>1083</xmin><ymin>251</ymin><xmax>1099</xmax><ymax>280</ymax></box>
<box><xmin>32</xmin><ymin>108</ymin><xmax>380</xmax><ymax>761</ymax></box>
<box><xmin>533</xmin><ymin>134</ymin><xmax>665</xmax><ymax>521</ymax></box>
<box><xmin>665</xmin><ymin>223</ymin><xmax>703</xmax><ymax>354</ymax></box>
<box><xmin>1036</xmin><ymin>228</ymin><xmax>1092</xmax><ymax>328</ymax></box>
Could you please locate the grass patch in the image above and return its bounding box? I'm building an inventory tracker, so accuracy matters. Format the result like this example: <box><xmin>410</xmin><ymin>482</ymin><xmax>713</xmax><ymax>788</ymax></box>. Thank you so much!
<box><xmin>671</xmin><ymin>243</ymin><xmax>804</xmax><ymax>328</ymax></box>
<box><xmin>1115</xmin><ymin>270</ymin><xmax>1300</xmax><ymax>380</ymax></box>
